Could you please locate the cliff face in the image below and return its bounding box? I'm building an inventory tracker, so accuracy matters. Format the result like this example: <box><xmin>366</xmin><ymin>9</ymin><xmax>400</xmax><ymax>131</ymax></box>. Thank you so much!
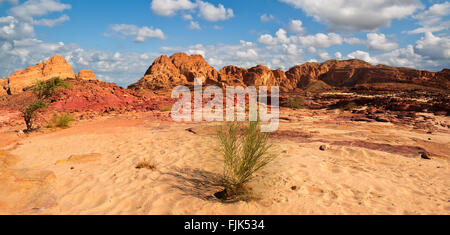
<box><xmin>2</xmin><ymin>55</ymin><xmax>75</xmax><ymax>95</ymax></box>
<box><xmin>129</xmin><ymin>53</ymin><xmax>450</xmax><ymax>92</ymax></box>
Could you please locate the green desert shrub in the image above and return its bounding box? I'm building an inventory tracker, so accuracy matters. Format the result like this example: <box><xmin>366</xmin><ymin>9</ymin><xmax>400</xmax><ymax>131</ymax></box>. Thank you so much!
<box><xmin>47</xmin><ymin>113</ymin><xmax>75</xmax><ymax>129</ymax></box>
<box><xmin>33</xmin><ymin>77</ymin><xmax>70</xmax><ymax>99</ymax></box>
<box><xmin>23</xmin><ymin>100</ymin><xmax>46</xmax><ymax>131</ymax></box>
<box><xmin>342</xmin><ymin>102</ymin><xmax>357</xmax><ymax>111</ymax></box>
<box><xmin>285</xmin><ymin>96</ymin><xmax>305</xmax><ymax>109</ymax></box>
<box><xmin>216</xmin><ymin>121</ymin><xmax>276</xmax><ymax>200</ymax></box>
<box><xmin>160</xmin><ymin>106</ymin><xmax>172</xmax><ymax>112</ymax></box>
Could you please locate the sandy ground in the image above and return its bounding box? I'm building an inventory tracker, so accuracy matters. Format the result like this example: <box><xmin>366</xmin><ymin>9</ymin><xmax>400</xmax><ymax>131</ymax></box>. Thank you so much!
<box><xmin>0</xmin><ymin>110</ymin><xmax>449</xmax><ymax>215</ymax></box>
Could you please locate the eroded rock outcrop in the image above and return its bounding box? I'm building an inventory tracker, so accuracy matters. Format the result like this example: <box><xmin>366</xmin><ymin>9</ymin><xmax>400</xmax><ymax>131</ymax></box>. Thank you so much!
<box><xmin>129</xmin><ymin>53</ymin><xmax>220</xmax><ymax>91</ymax></box>
<box><xmin>75</xmin><ymin>70</ymin><xmax>97</xmax><ymax>81</ymax></box>
<box><xmin>129</xmin><ymin>53</ymin><xmax>450</xmax><ymax>92</ymax></box>
<box><xmin>2</xmin><ymin>55</ymin><xmax>75</xmax><ymax>95</ymax></box>
<box><xmin>0</xmin><ymin>79</ymin><xmax>7</xmax><ymax>96</ymax></box>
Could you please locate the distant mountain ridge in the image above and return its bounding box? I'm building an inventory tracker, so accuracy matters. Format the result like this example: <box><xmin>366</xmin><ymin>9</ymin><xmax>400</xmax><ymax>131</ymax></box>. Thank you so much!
<box><xmin>129</xmin><ymin>53</ymin><xmax>450</xmax><ymax>92</ymax></box>
<box><xmin>1</xmin><ymin>53</ymin><xmax>449</xmax><ymax>97</ymax></box>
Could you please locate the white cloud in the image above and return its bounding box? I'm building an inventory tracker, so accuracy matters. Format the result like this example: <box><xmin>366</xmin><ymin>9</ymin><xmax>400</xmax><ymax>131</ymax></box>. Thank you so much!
<box><xmin>409</xmin><ymin>2</ymin><xmax>450</xmax><ymax>34</ymax></box>
<box><xmin>0</xmin><ymin>0</ymin><xmax>19</xmax><ymax>5</ymax></box>
<box><xmin>335</xmin><ymin>51</ymin><xmax>342</xmax><ymax>59</ymax></box>
<box><xmin>375</xmin><ymin>45</ymin><xmax>426</xmax><ymax>69</ymax></box>
<box><xmin>189</xmin><ymin>21</ymin><xmax>201</xmax><ymax>30</ymax></box>
<box><xmin>197</xmin><ymin>0</ymin><xmax>234</xmax><ymax>22</ymax></box>
<box><xmin>366</xmin><ymin>33</ymin><xmax>398</xmax><ymax>51</ymax></box>
<box><xmin>33</xmin><ymin>14</ymin><xmax>69</xmax><ymax>27</ymax></box>
<box><xmin>150</xmin><ymin>0</ymin><xmax>196</xmax><ymax>16</ymax></box>
<box><xmin>317</xmin><ymin>51</ymin><xmax>331</xmax><ymax>60</ymax></box>
<box><xmin>182</xmin><ymin>14</ymin><xmax>193</xmax><ymax>20</ymax></box>
<box><xmin>260</xmin><ymin>14</ymin><xmax>275</xmax><ymax>22</ymax></box>
<box><xmin>111</xmin><ymin>24</ymin><xmax>166</xmax><ymax>42</ymax></box>
<box><xmin>344</xmin><ymin>37</ymin><xmax>365</xmax><ymax>45</ymax></box>
<box><xmin>151</xmin><ymin>0</ymin><xmax>234</xmax><ymax>22</ymax></box>
<box><xmin>279</xmin><ymin>0</ymin><xmax>423</xmax><ymax>31</ymax></box>
<box><xmin>296</xmin><ymin>32</ymin><xmax>343</xmax><ymax>48</ymax></box>
<box><xmin>0</xmin><ymin>16</ymin><xmax>34</xmax><ymax>41</ymax></box>
<box><xmin>415</xmin><ymin>32</ymin><xmax>450</xmax><ymax>60</ymax></box>
<box><xmin>287</xmin><ymin>20</ymin><xmax>304</xmax><ymax>34</ymax></box>
<box><xmin>10</xmin><ymin>0</ymin><xmax>71</xmax><ymax>21</ymax></box>
<box><xmin>347</xmin><ymin>50</ymin><xmax>378</xmax><ymax>64</ymax></box>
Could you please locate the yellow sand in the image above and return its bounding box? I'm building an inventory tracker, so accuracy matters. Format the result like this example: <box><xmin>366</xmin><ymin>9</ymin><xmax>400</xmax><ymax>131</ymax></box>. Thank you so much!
<box><xmin>0</xmin><ymin>110</ymin><xmax>449</xmax><ymax>215</ymax></box>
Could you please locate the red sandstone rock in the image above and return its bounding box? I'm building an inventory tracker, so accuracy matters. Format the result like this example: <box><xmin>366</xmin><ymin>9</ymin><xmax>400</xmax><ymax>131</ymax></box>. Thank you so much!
<box><xmin>129</xmin><ymin>53</ymin><xmax>220</xmax><ymax>91</ymax></box>
<box><xmin>75</xmin><ymin>70</ymin><xmax>97</xmax><ymax>81</ymax></box>
<box><xmin>129</xmin><ymin>53</ymin><xmax>450</xmax><ymax>92</ymax></box>
<box><xmin>2</xmin><ymin>55</ymin><xmax>75</xmax><ymax>95</ymax></box>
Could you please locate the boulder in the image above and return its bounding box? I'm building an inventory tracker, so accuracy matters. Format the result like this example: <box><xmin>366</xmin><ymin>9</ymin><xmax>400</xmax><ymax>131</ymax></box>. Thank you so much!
<box><xmin>76</xmin><ymin>70</ymin><xmax>97</xmax><ymax>81</ymax></box>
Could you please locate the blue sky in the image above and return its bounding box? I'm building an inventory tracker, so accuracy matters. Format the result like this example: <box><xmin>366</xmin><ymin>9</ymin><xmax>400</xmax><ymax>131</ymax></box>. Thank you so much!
<box><xmin>0</xmin><ymin>0</ymin><xmax>449</xmax><ymax>87</ymax></box>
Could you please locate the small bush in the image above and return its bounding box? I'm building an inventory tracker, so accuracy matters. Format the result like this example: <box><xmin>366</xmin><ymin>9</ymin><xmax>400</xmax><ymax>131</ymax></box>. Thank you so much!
<box><xmin>342</xmin><ymin>102</ymin><xmax>357</xmax><ymax>111</ymax></box>
<box><xmin>136</xmin><ymin>159</ymin><xmax>156</xmax><ymax>170</ymax></box>
<box><xmin>33</xmin><ymin>77</ymin><xmax>70</xmax><ymax>100</ymax></box>
<box><xmin>160</xmin><ymin>106</ymin><xmax>172</xmax><ymax>112</ymax></box>
<box><xmin>23</xmin><ymin>100</ymin><xmax>46</xmax><ymax>131</ymax></box>
<box><xmin>285</xmin><ymin>96</ymin><xmax>305</xmax><ymax>109</ymax></box>
<box><xmin>216</xmin><ymin>121</ymin><xmax>276</xmax><ymax>200</ymax></box>
<box><xmin>47</xmin><ymin>113</ymin><xmax>75</xmax><ymax>129</ymax></box>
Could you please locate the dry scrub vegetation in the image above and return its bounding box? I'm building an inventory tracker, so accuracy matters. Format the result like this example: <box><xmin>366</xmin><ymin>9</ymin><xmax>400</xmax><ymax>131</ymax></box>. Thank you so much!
<box><xmin>215</xmin><ymin>121</ymin><xmax>276</xmax><ymax>201</ymax></box>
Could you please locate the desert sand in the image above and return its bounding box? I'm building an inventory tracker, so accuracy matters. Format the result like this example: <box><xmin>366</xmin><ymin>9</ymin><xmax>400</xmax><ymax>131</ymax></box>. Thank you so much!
<box><xmin>0</xmin><ymin>109</ymin><xmax>449</xmax><ymax>215</ymax></box>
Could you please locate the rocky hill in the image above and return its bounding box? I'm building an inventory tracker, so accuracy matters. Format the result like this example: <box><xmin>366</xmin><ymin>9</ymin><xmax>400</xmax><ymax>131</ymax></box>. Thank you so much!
<box><xmin>0</xmin><ymin>55</ymin><xmax>100</xmax><ymax>96</ymax></box>
<box><xmin>129</xmin><ymin>53</ymin><xmax>450</xmax><ymax>92</ymax></box>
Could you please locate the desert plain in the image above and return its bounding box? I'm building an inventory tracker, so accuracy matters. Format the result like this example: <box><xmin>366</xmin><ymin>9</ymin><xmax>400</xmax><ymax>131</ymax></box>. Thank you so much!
<box><xmin>0</xmin><ymin>53</ymin><xmax>449</xmax><ymax>215</ymax></box>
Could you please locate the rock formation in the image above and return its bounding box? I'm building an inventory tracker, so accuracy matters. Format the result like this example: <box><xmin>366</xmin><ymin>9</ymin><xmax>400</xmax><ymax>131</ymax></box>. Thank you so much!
<box><xmin>0</xmin><ymin>79</ymin><xmax>6</xmax><ymax>96</ymax></box>
<box><xmin>129</xmin><ymin>53</ymin><xmax>450</xmax><ymax>92</ymax></box>
<box><xmin>128</xmin><ymin>53</ymin><xmax>220</xmax><ymax>91</ymax></box>
<box><xmin>76</xmin><ymin>70</ymin><xmax>97</xmax><ymax>81</ymax></box>
<box><xmin>2</xmin><ymin>55</ymin><xmax>75</xmax><ymax>95</ymax></box>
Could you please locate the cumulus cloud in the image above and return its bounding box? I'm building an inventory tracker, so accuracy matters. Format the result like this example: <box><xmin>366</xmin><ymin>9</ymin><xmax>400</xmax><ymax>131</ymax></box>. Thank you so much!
<box><xmin>151</xmin><ymin>0</ymin><xmax>234</xmax><ymax>22</ymax></box>
<box><xmin>150</xmin><ymin>0</ymin><xmax>196</xmax><ymax>16</ymax></box>
<box><xmin>408</xmin><ymin>2</ymin><xmax>450</xmax><ymax>34</ymax></box>
<box><xmin>366</xmin><ymin>33</ymin><xmax>398</xmax><ymax>51</ymax></box>
<box><xmin>0</xmin><ymin>16</ymin><xmax>35</xmax><ymax>41</ymax></box>
<box><xmin>33</xmin><ymin>14</ymin><xmax>69</xmax><ymax>27</ymax></box>
<box><xmin>279</xmin><ymin>0</ymin><xmax>423</xmax><ymax>31</ymax></box>
<box><xmin>296</xmin><ymin>32</ymin><xmax>343</xmax><ymax>48</ymax></box>
<box><xmin>189</xmin><ymin>21</ymin><xmax>201</xmax><ymax>30</ymax></box>
<box><xmin>317</xmin><ymin>51</ymin><xmax>331</xmax><ymax>60</ymax></box>
<box><xmin>415</xmin><ymin>32</ymin><xmax>450</xmax><ymax>60</ymax></box>
<box><xmin>260</xmin><ymin>14</ymin><xmax>275</xmax><ymax>22</ymax></box>
<box><xmin>259</xmin><ymin>29</ymin><xmax>343</xmax><ymax>49</ymax></box>
<box><xmin>9</xmin><ymin>0</ymin><xmax>71</xmax><ymax>21</ymax></box>
<box><xmin>111</xmin><ymin>24</ymin><xmax>166</xmax><ymax>42</ymax></box>
<box><xmin>197</xmin><ymin>0</ymin><xmax>234</xmax><ymax>22</ymax></box>
<box><xmin>347</xmin><ymin>50</ymin><xmax>378</xmax><ymax>64</ymax></box>
<box><xmin>287</xmin><ymin>20</ymin><xmax>304</xmax><ymax>34</ymax></box>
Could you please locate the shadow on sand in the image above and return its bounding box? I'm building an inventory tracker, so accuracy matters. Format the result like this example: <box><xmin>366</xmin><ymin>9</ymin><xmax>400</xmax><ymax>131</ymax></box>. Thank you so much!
<box><xmin>163</xmin><ymin>167</ymin><xmax>224</xmax><ymax>202</ymax></box>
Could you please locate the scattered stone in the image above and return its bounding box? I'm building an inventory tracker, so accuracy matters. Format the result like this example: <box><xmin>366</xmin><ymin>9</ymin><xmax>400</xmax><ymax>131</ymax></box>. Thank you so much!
<box><xmin>421</xmin><ymin>152</ymin><xmax>432</xmax><ymax>160</ymax></box>
<box><xmin>291</xmin><ymin>186</ymin><xmax>297</xmax><ymax>191</ymax></box>
<box><xmin>320</xmin><ymin>145</ymin><xmax>328</xmax><ymax>151</ymax></box>
<box><xmin>186</xmin><ymin>128</ymin><xmax>197</xmax><ymax>135</ymax></box>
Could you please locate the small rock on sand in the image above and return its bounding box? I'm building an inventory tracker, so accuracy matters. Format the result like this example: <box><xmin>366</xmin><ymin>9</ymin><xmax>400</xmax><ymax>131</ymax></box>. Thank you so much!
<box><xmin>421</xmin><ymin>152</ymin><xmax>432</xmax><ymax>160</ymax></box>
